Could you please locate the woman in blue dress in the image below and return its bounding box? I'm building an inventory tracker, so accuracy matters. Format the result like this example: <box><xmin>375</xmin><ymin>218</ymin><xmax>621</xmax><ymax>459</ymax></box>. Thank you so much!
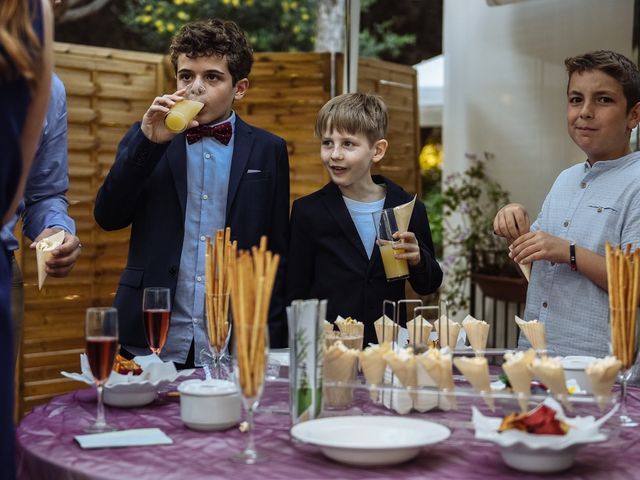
<box><xmin>0</xmin><ymin>0</ymin><xmax>53</xmax><ymax>477</ymax></box>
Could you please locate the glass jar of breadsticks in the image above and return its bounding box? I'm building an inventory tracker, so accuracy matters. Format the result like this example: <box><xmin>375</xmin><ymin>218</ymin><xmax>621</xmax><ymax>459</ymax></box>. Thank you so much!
<box><xmin>229</xmin><ymin>236</ymin><xmax>279</xmax><ymax>464</ymax></box>
<box><xmin>203</xmin><ymin>228</ymin><xmax>234</xmax><ymax>380</ymax></box>
<box><xmin>605</xmin><ymin>242</ymin><xmax>640</xmax><ymax>427</ymax></box>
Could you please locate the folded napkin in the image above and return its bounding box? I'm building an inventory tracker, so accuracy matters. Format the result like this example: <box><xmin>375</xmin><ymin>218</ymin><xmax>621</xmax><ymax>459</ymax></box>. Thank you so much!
<box><xmin>75</xmin><ymin>428</ymin><xmax>172</xmax><ymax>449</ymax></box>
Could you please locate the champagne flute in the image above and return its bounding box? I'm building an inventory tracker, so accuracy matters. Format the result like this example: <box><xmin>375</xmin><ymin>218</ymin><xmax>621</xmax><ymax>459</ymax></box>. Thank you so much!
<box><xmin>232</xmin><ymin>323</ymin><xmax>269</xmax><ymax>464</ymax></box>
<box><xmin>85</xmin><ymin>307</ymin><xmax>119</xmax><ymax>433</ymax></box>
<box><xmin>143</xmin><ymin>287</ymin><xmax>171</xmax><ymax>355</ymax></box>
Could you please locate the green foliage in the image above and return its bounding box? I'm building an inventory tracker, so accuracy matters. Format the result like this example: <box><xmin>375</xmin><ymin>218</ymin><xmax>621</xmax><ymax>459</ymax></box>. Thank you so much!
<box><xmin>120</xmin><ymin>0</ymin><xmax>316</xmax><ymax>53</ymax></box>
<box><xmin>441</xmin><ymin>153</ymin><xmax>511</xmax><ymax>314</ymax></box>
<box><xmin>359</xmin><ymin>20</ymin><xmax>415</xmax><ymax>59</ymax></box>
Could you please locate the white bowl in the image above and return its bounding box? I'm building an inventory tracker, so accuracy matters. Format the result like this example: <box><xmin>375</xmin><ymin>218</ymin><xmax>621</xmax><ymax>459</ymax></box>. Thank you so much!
<box><xmin>103</xmin><ymin>383</ymin><xmax>158</xmax><ymax>407</ymax></box>
<box><xmin>562</xmin><ymin>356</ymin><xmax>596</xmax><ymax>393</ymax></box>
<box><xmin>178</xmin><ymin>379</ymin><xmax>241</xmax><ymax>431</ymax></box>
<box><xmin>501</xmin><ymin>444</ymin><xmax>578</xmax><ymax>473</ymax></box>
<box><xmin>291</xmin><ymin>416</ymin><xmax>450</xmax><ymax>466</ymax></box>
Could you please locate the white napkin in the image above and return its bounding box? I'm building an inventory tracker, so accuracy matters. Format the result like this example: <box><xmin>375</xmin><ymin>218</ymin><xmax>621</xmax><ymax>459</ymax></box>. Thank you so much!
<box><xmin>75</xmin><ymin>428</ymin><xmax>172</xmax><ymax>449</ymax></box>
<box><xmin>36</xmin><ymin>230</ymin><xmax>65</xmax><ymax>289</ymax></box>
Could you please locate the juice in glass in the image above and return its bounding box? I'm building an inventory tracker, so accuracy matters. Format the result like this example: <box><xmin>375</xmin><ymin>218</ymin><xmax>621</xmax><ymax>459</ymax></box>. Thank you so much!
<box><xmin>379</xmin><ymin>242</ymin><xmax>409</xmax><ymax>281</ymax></box>
<box><xmin>165</xmin><ymin>99</ymin><xmax>204</xmax><ymax>133</ymax></box>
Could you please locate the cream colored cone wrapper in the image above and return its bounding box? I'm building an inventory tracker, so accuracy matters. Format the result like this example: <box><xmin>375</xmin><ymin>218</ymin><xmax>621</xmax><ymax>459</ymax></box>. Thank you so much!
<box><xmin>434</xmin><ymin>316</ymin><xmax>461</xmax><ymax>349</ymax></box>
<box><xmin>406</xmin><ymin>316</ymin><xmax>433</xmax><ymax>346</ymax></box>
<box><xmin>502</xmin><ymin>349</ymin><xmax>536</xmax><ymax>412</ymax></box>
<box><xmin>531</xmin><ymin>356</ymin><xmax>571</xmax><ymax>409</ymax></box>
<box><xmin>35</xmin><ymin>230</ymin><xmax>65</xmax><ymax>290</ymax></box>
<box><xmin>416</xmin><ymin>348</ymin><xmax>456</xmax><ymax>409</ymax></box>
<box><xmin>374</xmin><ymin>315</ymin><xmax>399</xmax><ymax>344</ymax></box>
<box><xmin>515</xmin><ymin>316</ymin><xmax>546</xmax><ymax>351</ymax></box>
<box><xmin>415</xmin><ymin>357</ymin><xmax>439</xmax><ymax>412</ymax></box>
<box><xmin>461</xmin><ymin>315</ymin><xmax>490</xmax><ymax>354</ymax></box>
<box><xmin>323</xmin><ymin>320</ymin><xmax>334</xmax><ymax>336</ymax></box>
<box><xmin>508</xmin><ymin>245</ymin><xmax>531</xmax><ymax>281</ymax></box>
<box><xmin>393</xmin><ymin>195</ymin><xmax>416</xmax><ymax>232</ymax></box>
<box><xmin>384</xmin><ymin>349</ymin><xmax>417</xmax><ymax>394</ymax></box>
<box><xmin>323</xmin><ymin>342</ymin><xmax>358</xmax><ymax>408</ymax></box>
<box><xmin>335</xmin><ymin>316</ymin><xmax>364</xmax><ymax>349</ymax></box>
<box><xmin>585</xmin><ymin>356</ymin><xmax>621</xmax><ymax>411</ymax></box>
<box><xmin>453</xmin><ymin>356</ymin><xmax>494</xmax><ymax>410</ymax></box>
<box><xmin>359</xmin><ymin>344</ymin><xmax>390</xmax><ymax>402</ymax></box>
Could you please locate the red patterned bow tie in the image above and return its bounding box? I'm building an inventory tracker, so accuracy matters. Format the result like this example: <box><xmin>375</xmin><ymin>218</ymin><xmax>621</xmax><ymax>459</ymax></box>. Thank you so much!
<box><xmin>185</xmin><ymin>122</ymin><xmax>232</xmax><ymax>145</ymax></box>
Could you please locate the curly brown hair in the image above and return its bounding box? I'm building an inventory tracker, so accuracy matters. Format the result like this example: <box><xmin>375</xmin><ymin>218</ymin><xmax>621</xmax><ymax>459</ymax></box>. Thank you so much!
<box><xmin>565</xmin><ymin>50</ymin><xmax>640</xmax><ymax>112</ymax></box>
<box><xmin>169</xmin><ymin>18</ymin><xmax>253</xmax><ymax>85</ymax></box>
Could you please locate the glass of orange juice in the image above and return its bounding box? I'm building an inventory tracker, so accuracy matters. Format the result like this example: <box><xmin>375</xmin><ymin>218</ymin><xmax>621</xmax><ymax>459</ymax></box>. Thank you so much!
<box><xmin>164</xmin><ymin>99</ymin><xmax>204</xmax><ymax>133</ymax></box>
<box><xmin>373</xmin><ymin>208</ymin><xmax>410</xmax><ymax>281</ymax></box>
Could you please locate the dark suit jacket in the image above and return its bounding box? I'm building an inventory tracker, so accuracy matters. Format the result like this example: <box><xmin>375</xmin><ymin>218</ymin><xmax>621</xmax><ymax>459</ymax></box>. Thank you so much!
<box><xmin>94</xmin><ymin>116</ymin><xmax>290</xmax><ymax>348</ymax></box>
<box><xmin>286</xmin><ymin>176</ymin><xmax>443</xmax><ymax>346</ymax></box>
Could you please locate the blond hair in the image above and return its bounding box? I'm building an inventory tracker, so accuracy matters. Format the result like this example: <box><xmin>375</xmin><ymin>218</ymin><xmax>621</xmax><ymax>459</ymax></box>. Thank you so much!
<box><xmin>0</xmin><ymin>0</ymin><xmax>43</xmax><ymax>92</ymax></box>
<box><xmin>315</xmin><ymin>93</ymin><xmax>388</xmax><ymax>145</ymax></box>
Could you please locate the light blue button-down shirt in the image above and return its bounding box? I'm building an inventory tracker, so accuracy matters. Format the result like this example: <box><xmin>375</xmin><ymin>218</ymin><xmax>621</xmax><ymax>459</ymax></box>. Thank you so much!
<box><xmin>522</xmin><ymin>151</ymin><xmax>640</xmax><ymax>361</ymax></box>
<box><xmin>161</xmin><ymin>112</ymin><xmax>236</xmax><ymax>364</ymax></box>
<box><xmin>1</xmin><ymin>74</ymin><xmax>75</xmax><ymax>250</ymax></box>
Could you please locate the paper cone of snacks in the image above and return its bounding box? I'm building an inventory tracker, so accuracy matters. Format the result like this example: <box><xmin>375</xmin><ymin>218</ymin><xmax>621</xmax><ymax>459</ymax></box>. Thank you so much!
<box><xmin>508</xmin><ymin>245</ymin><xmax>531</xmax><ymax>281</ymax></box>
<box><xmin>502</xmin><ymin>349</ymin><xmax>536</xmax><ymax>412</ymax></box>
<box><xmin>323</xmin><ymin>320</ymin><xmax>334</xmax><ymax>336</ymax></box>
<box><xmin>406</xmin><ymin>315</ymin><xmax>433</xmax><ymax>346</ymax></box>
<box><xmin>323</xmin><ymin>341</ymin><xmax>359</xmax><ymax>408</ymax></box>
<box><xmin>393</xmin><ymin>195</ymin><xmax>416</xmax><ymax>232</ymax></box>
<box><xmin>374</xmin><ymin>315</ymin><xmax>399</xmax><ymax>344</ymax></box>
<box><xmin>530</xmin><ymin>356</ymin><xmax>571</xmax><ymax>409</ymax></box>
<box><xmin>453</xmin><ymin>356</ymin><xmax>494</xmax><ymax>410</ymax></box>
<box><xmin>36</xmin><ymin>230</ymin><xmax>65</xmax><ymax>290</ymax></box>
<box><xmin>515</xmin><ymin>316</ymin><xmax>546</xmax><ymax>352</ymax></box>
<box><xmin>462</xmin><ymin>315</ymin><xmax>490</xmax><ymax>355</ymax></box>
<box><xmin>414</xmin><ymin>352</ymin><xmax>439</xmax><ymax>412</ymax></box>
<box><xmin>415</xmin><ymin>347</ymin><xmax>456</xmax><ymax>409</ymax></box>
<box><xmin>384</xmin><ymin>348</ymin><xmax>417</xmax><ymax>400</ymax></box>
<box><xmin>335</xmin><ymin>316</ymin><xmax>364</xmax><ymax>350</ymax></box>
<box><xmin>359</xmin><ymin>343</ymin><xmax>391</xmax><ymax>402</ymax></box>
<box><xmin>434</xmin><ymin>316</ymin><xmax>461</xmax><ymax>349</ymax></box>
<box><xmin>585</xmin><ymin>356</ymin><xmax>622</xmax><ymax>411</ymax></box>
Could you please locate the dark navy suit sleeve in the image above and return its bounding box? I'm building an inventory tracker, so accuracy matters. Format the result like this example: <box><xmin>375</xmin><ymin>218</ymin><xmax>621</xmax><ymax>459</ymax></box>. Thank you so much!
<box><xmin>407</xmin><ymin>199</ymin><xmax>443</xmax><ymax>295</ymax></box>
<box><xmin>266</xmin><ymin>138</ymin><xmax>291</xmax><ymax>348</ymax></box>
<box><xmin>94</xmin><ymin>123</ymin><xmax>170</xmax><ymax>231</ymax></box>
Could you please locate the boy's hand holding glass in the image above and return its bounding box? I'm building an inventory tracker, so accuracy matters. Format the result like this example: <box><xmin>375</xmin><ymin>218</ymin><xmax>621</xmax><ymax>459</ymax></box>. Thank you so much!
<box><xmin>141</xmin><ymin>88</ymin><xmax>199</xmax><ymax>143</ymax></box>
<box><xmin>392</xmin><ymin>231</ymin><xmax>422</xmax><ymax>267</ymax></box>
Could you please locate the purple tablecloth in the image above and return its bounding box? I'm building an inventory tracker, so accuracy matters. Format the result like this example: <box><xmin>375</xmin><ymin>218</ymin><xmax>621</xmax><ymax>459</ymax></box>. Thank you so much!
<box><xmin>16</xmin><ymin>375</ymin><xmax>640</xmax><ymax>480</ymax></box>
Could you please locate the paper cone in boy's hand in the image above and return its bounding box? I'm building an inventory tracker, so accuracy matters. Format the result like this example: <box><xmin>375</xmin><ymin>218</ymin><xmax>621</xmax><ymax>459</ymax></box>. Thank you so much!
<box><xmin>393</xmin><ymin>195</ymin><xmax>416</xmax><ymax>232</ymax></box>
<box><xmin>36</xmin><ymin>230</ymin><xmax>65</xmax><ymax>290</ymax></box>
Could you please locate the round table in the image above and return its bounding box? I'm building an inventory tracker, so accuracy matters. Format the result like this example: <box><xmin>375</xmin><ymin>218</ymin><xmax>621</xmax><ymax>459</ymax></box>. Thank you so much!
<box><xmin>16</xmin><ymin>376</ymin><xmax>640</xmax><ymax>480</ymax></box>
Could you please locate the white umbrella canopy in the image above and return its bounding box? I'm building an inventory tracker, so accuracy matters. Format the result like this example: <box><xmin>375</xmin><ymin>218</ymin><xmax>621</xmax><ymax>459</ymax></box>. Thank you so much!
<box><xmin>414</xmin><ymin>54</ymin><xmax>444</xmax><ymax>127</ymax></box>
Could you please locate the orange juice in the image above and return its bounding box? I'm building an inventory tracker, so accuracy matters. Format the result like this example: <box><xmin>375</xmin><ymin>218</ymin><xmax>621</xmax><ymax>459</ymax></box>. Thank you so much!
<box><xmin>164</xmin><ymin>99</ymin><xmax>204</xmax><ymax>133</ymax></box>
<box><xmin>380</xmin><ymin>243</ymin><xmax>409</xmax><ymax>281</ymax></box>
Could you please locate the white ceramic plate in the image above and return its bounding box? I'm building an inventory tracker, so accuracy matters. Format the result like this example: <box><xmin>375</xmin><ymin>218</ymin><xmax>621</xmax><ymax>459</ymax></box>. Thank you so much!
<box><xmin>500</xmin><ymin>444</ymin><xmax>579</xmax><ymax>473</ymax></box>
<box><xmin>291</xmin><ymin>416</ymin><xmax>450</xmax><ymax>466</ymax></box>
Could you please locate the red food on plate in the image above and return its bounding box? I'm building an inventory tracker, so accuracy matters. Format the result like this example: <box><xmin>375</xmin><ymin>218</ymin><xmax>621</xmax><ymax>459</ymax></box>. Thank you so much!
<box><xmin>113</xmin><ymin>354</ymin><xmax>143</xmax><ymax>375</ymax></box>
<box><xmin>499</xmin><ymin>404</ymin><xmax>569</xmax><ymax>435</ymax></box>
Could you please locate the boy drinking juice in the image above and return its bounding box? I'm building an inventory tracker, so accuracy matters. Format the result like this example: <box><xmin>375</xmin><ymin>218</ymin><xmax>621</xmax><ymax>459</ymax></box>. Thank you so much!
<box><xmin>287</xmin><ymin>93</ymin><xmax>443</xmax><ymax>346</ymax></box>
<box><xmin>95</xmin><ymin>19</ymin><xmax>290</xmax><ymax>366</ymax></box>
<box><xmin>494</xmin><ymin>51</ymin><xmax>640</xmax><ymax>362</ymax></box>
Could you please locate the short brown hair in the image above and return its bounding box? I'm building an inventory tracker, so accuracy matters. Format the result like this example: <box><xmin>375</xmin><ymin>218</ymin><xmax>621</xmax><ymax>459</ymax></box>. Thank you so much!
<box><xmin>169</xmin><ymin>18</ymin><xmax>253</xmax><ymax>85</ymax></box>
<box><xmin>565</xmin><ymin>50</ymin><xmax>640</xmax><ymax>112</ymax></box>
<box><xmin>315</xmin><ymin>93</ymin><xmax>388</xmax><ymax>145</ymax></box>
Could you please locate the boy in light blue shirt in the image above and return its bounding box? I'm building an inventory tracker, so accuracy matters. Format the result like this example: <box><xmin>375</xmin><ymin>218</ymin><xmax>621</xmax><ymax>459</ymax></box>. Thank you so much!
<box><xmin>494</xmin><ymin>51</ymin><xmax>640</xmax><ymax>361</ymax></box>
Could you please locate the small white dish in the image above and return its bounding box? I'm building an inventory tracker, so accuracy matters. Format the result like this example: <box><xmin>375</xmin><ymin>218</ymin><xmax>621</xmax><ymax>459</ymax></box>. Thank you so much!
<box><xmin>500</xmin><ymin>443</ymin><xmax>578</xmax><ymax>473</ymax></box>
<box><xmin>291</xmin><ymin>416</ymin><xmax>450</xmax><ymax>466</ymax></box>
<box><xmin>103</xmin><ymin>383</ymin><xmax>157</xmax><ymax>407</ymax></box>
<box><xmin>178</xmin><ymin>379</ymin><xmax>241</xmax><ymax>431</ymax></box>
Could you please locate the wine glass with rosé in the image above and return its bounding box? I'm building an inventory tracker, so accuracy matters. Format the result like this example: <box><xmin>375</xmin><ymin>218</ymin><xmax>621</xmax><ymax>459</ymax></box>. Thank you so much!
<box><xmin>142</xmin><ymin>287</ymin><xmax>171</xmax><ymax>356</ymax></box>
<box><xmin>85</xmin><ymin>307</ymin><xmax>119</xmax><ymax>432</ymax></box>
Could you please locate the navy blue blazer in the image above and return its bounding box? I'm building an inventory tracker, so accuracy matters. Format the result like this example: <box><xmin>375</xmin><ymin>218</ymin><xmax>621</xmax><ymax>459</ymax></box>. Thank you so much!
<box><xmin>95</xmin><ymin>116</ymin><xmax>290</xmax><ymax>348</ymax></box>
<box><xmin>286</xmin><ymin>176</ymin><xmax>443</xmax><ymax>346</ymax></box>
